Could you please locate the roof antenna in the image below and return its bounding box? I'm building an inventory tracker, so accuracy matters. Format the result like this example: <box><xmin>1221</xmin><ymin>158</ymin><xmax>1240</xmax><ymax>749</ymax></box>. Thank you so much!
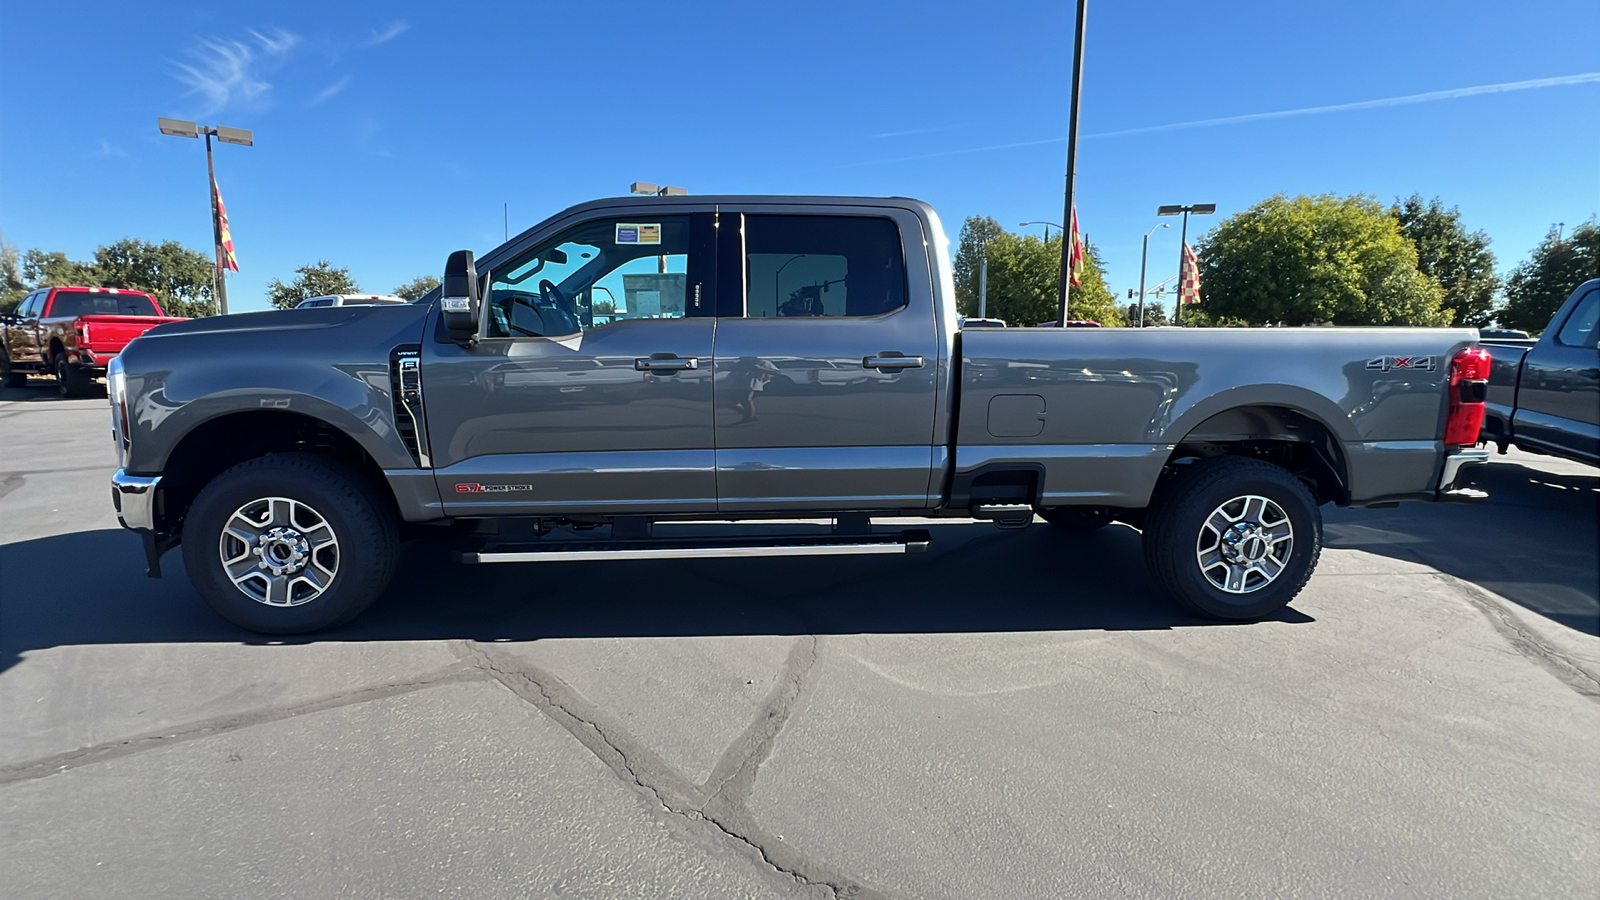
<box><xmin>504</xmin><ymin>203</ymin><xmax>509</xmax><ymax>241</ymax></box>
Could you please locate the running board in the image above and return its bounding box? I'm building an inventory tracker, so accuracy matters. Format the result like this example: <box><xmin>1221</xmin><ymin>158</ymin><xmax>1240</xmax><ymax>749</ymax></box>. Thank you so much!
<box><xmin>458</xmin><ymin>529</ymin><xmax>932</xmax><ymax>564</ymax></box>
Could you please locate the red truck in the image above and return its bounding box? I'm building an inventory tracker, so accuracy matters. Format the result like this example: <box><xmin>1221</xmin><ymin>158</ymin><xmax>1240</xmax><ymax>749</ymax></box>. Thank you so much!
<box><xmin>1</xmin><ymin>286</ymin><xmax>187</xmax><ymax>397</ymax></box>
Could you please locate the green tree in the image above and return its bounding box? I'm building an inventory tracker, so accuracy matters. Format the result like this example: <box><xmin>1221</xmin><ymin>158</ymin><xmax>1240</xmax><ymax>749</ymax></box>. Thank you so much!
<box><xmin>1500</xmin><ymin>221</ymin><xmax>1600</xmax><ymax>333</ymax></box>
<box><xmin>1123</xmin><ymin>299</ymin><xmax>1169</xmax><ymax>327</ymax></box>
<box><xmin>1</xmin><ymin>242</ymin><xmax>27</xmax><ymax>314</ymax></box>
<box><xmin>953</xmin><ymin>215</ymin><xmax>1008</xmax><ymax>312</ymax></box>
<box><xmin>90</xmin><ymin>238</ymin><xmax>216</xmax><ymax>318</ymax></box>
<box><xmin>953</xmin><ymin>220</ymin><xmax>1122</xmax><ymax>326</ymax></box>
<box><xmin>393</xmin><ymin>275</ymin><xmax>440</xmax><ymax>302</ymax></box>
<box><xmin>23</xmin><ymin>249</ymin><xmax>96</xmax><ymax>288</ymax></box>
<box><xmin>1196</xmin><ymin>193</ymin><xmax>1451</xmax><ymax>326</ymax></box>
<box><xmin>267</xmin><ymin>261</ymin><xmax>362</xmax><ymax>310</ymax></box>
<box><xmin>1391</xmin><ymin>195</ymin><xmax>1499</xmax><ymax>328</ymax></box>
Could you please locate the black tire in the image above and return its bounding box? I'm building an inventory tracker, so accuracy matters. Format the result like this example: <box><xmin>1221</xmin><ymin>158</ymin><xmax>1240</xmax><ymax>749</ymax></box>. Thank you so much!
<box><xmin>1039</xmin><ymin>505</ymin><xmax>1115</xmax><ymax>533</ymax></box>
<box><xmin>0</xmin><ymin>351</ymin><xmax>25</xmax><ymax>388</ymax></box>
<box><xmin>182</xmin><ymin>453</ymin><xmax>399</xmax><ymax>634</ymax></box>
<box><xmin>55</xmin><ymin>355</ymin><xmax>92</xmax><ymax>398</ymax></box>
<box><xmin>1141</xmin><ymin>456</ymin><xmax>1321</xmax><ymax>621</ymax></box>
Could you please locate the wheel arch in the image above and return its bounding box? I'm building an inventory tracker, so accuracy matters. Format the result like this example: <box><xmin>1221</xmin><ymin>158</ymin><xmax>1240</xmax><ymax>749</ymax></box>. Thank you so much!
<box><xmin>154</xmin><ymin>409</ymin><xmax>399</xmax><ymax>537</ymax></box>
<box><xmin>1164</xmin><ymin>402</ymin><xmax>1351</xmax><ymax>506</ymax></box>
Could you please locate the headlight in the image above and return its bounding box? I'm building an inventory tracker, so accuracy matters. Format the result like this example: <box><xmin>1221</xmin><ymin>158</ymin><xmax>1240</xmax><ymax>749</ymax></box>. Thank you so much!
<box><xmin>107</xmin><ymin>358</ymin><xmax>130</xmax><ymax>466</ymax></box>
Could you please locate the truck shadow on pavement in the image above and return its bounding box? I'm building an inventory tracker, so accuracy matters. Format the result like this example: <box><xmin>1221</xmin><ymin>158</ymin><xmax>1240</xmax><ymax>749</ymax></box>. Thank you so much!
<box><xmin>0</xmin><ymin>522</ymin><xmax>1312</xmax><ymax>673</ymax></box>
<box><xmin>1324</xmin><ymin>458</ymin><xmax>1599</xmax><ymax>635</ymax></box>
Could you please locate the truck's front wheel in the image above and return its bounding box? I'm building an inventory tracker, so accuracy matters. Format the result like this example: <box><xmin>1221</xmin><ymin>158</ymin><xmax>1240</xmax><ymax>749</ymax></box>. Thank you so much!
<box><xmin>1142</xmin><ymin>457</ymin><xmax>1321</xmax><ymax>621</ymax></box>
<box><xmin>183</xmin><ymin>453</ymin><xmax>399</xmax><ymax>634</ymax></box>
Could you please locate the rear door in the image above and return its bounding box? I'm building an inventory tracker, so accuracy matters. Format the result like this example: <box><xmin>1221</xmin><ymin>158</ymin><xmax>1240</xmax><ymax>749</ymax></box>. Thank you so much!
<box><xmin>711</xmin><ymin>208</ymin><xmax>940</xmax><ymax>511</ymax></box>
<box><xmin>1518</xmin><ymin>285</ymin><xmax>1600</xmax><ymax>461</ymax></box>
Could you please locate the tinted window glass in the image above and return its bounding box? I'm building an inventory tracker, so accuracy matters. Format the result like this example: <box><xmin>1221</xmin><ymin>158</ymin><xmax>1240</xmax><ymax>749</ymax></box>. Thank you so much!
<box><xmin>1555</xmin><ymin>289</ymin><xmax>1598</xmax><ymax>348</ymax></box>
<box><xmin>744</xmin><ymin>216</ymin><xmax>906</xmax><ymax>318</ymax></box>
<box><xmin>486</xmin><ymin>216</ymin><xmax>697</xmax><ymax>338</ymax></box>
<box><xmin>48</xmin><ymin>291</ymin><xmax>159</xmax><ymax>318</ymax></box>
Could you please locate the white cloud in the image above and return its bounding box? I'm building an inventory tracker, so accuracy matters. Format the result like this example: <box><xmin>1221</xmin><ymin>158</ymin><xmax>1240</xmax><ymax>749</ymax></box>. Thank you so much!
<box><xmin>1086</xmin><ymin>72</ymin><xmax>1600</xmax><ymax>139</ymax></box>
<box><xmin>171</xmin><ymin>27</ymin><xmax>301</xmax><ymax>114</ymax></box>
<box><xmin>368</xmin><ymin>21</ymin><xmax>409</xmax><ymax>45</ymax></box>
<box><xmin>97</xmin><ymin>139</ymin><xmax>127</xmax><ymax>158</ymax></box>
<box><xmin>306</xmin><ymin>76</ymin><xmax>352</xmax><ymax>108</ymax></box>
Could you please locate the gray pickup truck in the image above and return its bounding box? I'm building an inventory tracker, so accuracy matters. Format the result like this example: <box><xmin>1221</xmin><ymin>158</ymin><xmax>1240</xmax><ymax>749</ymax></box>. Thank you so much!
<box><xmin>1480</xmin><ymin>279</ymin><xmax>1599</xmax><ymax>466</ymax></box>
<box><xmin>109</xmin><ymin>196</ymin><xmax>1492</xmax><ymax>634</ymax></box>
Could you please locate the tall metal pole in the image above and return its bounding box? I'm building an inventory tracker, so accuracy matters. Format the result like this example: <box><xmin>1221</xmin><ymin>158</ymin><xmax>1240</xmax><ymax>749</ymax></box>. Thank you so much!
<box><xmin>979</xmin><ymin>257</ymin><xmax>988</xmax><ymax>318</ymax></box>
<box><xmin>1173</xmin><ymin>210</ymin><xmax>1189</xmax><ymax>327</ymax></box>
<box><xmin>1055</xmin><ymin>0</ymin><xmax>1088</xmax><ymax>326</ymax></box>
<box><xmin>1137</xmin><ymin>232</ymin><xmax>1150</xmax><ymax>328</ymax></box>
<box><xmin>205</xmin><ymin>132</ymin><xmax>229</xmax><ymax>315</ymax></box>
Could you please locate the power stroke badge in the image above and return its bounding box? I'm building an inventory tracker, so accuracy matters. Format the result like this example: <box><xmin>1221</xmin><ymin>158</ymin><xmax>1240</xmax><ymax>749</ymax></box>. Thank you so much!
<box><xmin>1366</xmin><ymin>356</ymin><xmax>1437</xmax><ymax>373</ymax></box>
<box><xmin>455</xmin><ymin>483</ymin><xmax>535</xmax><ymax>494</ymax></box>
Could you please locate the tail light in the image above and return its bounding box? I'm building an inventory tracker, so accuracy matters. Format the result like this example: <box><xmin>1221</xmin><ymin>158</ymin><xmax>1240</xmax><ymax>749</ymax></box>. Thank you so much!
<box><xmin>1444</xmin><ymin>346</ymin><xmax>1492</xmax><ymax>445</ymax></box>
<box><xmin>78</xmin><ymin>322</ymin><xmax>91</xmax><ymax>346</ymax></box>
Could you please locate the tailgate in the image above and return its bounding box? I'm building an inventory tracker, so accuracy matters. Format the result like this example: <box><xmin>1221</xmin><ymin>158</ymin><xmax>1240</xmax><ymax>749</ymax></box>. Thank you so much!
<box><xmin>78</xmin><ymin>315</ymin><xmax>187</xmax><ymax>353</ymax></box>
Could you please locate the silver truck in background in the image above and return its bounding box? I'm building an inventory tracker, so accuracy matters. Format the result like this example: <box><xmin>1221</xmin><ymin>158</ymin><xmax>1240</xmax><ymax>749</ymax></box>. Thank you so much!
<box><xmin>108</xmin><ymin>195</ymin><xmax>1493</xmax><ymax>634</ymax></box>
<box><xmin>1480</xmin><ymin>279</ymin><xmax>1599</xmax><ymax>467</ymax></box>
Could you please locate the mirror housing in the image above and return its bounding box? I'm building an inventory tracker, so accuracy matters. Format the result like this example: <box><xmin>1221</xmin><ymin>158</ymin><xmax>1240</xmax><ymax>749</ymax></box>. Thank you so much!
<box><xmin>441</xmin><ymin>250</ymin><xmax>479</xmax><ymax>341</ymax></box>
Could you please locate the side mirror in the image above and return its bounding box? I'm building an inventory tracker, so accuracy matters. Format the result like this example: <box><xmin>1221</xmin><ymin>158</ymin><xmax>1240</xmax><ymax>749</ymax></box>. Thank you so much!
<box><xmin>441</xmin><ymin>249</ymin><xmax>479</xmax><ymax>342</ymax></box>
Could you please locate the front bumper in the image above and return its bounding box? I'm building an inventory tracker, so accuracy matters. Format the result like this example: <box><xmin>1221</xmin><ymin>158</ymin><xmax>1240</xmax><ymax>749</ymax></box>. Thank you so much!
<box><xmin>1437</xmin><ymin>448</ymin><xmax>1490</xmax><ymax>501</ymax></box>
<box><xmin>111</xmin><ymin>469</ymin><xmax>160</xmax><ymax>531</ymax></box>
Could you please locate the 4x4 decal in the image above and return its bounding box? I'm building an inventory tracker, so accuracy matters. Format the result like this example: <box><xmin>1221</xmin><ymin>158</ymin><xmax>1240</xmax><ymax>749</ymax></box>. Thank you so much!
<box><xmin>1366</xmin><ymin>356</ymin><xmax>1437</xmax><ymax>372</ymax></box>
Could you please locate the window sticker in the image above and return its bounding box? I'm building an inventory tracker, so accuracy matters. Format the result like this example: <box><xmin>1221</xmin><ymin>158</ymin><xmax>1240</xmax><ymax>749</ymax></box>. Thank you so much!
<box><xmin>615</xmin><ymin>223</ymin><xmax>661</xmax><ymax>245</ymax></box>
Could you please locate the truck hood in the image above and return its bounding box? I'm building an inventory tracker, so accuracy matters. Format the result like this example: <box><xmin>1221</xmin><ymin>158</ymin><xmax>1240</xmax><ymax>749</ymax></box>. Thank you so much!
<box><xmin>143</xmin><ymin>302</ymin><xmax>430</xmax><ymax>339</ymax></box>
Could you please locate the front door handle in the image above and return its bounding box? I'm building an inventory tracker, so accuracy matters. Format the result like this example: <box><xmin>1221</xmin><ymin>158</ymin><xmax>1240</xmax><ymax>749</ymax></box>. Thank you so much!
<box><xmin>863</xmin><ymin>354</ymin><xmax>925</xmax><ymax>370</ymax></box>
<box><xmin>635</xmin><ymin>356</ymin><xmax>699</xmax><ymax>372</ymax></box>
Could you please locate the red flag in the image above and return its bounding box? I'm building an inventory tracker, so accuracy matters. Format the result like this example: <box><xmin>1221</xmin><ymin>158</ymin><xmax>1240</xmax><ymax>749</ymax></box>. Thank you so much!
<box><xmin>212</xmin><ymin>176</ymin><xmax>239</xmax><ymax>272</ymax></box>
<box><xmin>1068</xmin><ymin>206</ymin><xmax>1084</xmax><ymax>287</ymax></box>
<box><xmin>1179</xmin><ymin>242</ymin><xmax>1200</xmax><ymax>305</ymax></box>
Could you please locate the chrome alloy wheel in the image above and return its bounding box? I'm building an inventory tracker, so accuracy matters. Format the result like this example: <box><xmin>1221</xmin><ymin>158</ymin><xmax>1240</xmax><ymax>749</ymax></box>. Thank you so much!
<box><xmin>1195</xmin><ymin>494</ymin><xmax>1294</xmax><ymax>594</ymax></box>
<box><xmin>218</xmin><ymin>497</ymin><xmax>340</xmax><ymax>607</ymax></box>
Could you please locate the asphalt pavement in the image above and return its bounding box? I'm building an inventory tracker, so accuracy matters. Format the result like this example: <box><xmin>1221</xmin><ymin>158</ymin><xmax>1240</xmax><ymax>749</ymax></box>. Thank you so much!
<box><xmin>2</xmin><ymin>379</ymin><xmax>1597</xmax><ymax>899</ymax></box>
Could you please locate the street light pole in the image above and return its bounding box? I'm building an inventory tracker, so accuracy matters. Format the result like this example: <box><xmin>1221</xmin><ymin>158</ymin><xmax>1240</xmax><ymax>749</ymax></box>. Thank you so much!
<box><xmin>1020</xmin><ymin>221</ymin><xmax>1063</xmax><ymax>242</ymax></box>
<box><xmin>1156</xmin><ymin>203</ymin><xmax>1215</xmax><ymax>326</ymax></box>
<box><xmin>159</xmin><ymin>118</ymin><xmax>252</xmax><ymax>315</ymax></box>
<box><xmin>1055</xmin><ymin>0</ymin><xmax>1089</xmax><ymax>326</ymax></box>
<box><xmin>1136</xmin><ymin>222</ymin><xmax>1169</xmax><ymax>327</ymax></box>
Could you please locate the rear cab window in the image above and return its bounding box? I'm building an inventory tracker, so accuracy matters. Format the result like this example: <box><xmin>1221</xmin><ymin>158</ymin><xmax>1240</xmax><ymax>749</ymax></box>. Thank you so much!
<box><xmin>47</xmin><ymin>291</ymin><xmax>161</xmax><ymax>318</ymax></box>
<box><xmin>743</xmin><ymin>215</ymin><xmax>908</xmax><ymax>318</ymax></box>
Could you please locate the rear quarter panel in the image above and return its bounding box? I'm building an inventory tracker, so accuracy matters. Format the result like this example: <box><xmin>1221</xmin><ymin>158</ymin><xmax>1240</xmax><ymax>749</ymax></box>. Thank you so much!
<box><xmin>957</xmin><ymin>327</ymin><xmax>1480</xmax><ymax>506</ymax></box>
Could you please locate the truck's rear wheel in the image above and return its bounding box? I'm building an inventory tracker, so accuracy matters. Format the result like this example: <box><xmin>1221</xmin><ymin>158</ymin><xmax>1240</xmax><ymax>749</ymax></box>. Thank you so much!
<box><xmin>1142</xmin><ymin>456</ymin><xmax>1321</xmax><ymax>621</ymax></box>
<box><xmin>183</xmin><ymin>453</ymin><xmax>398</xmax><ymax>634</ymax></box>
<box><xmin>55</xmin><ymin>356</ymin><xmax>92</xmax><ymax>398</ymax></box>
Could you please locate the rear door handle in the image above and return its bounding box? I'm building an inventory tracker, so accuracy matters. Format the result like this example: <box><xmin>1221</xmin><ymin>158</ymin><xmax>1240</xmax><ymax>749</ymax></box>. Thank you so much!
<box><xmin>863</xmin><ymin>354</ymin><xmax>925</xmax><ymax>370</ymax></box>
<box><xmin>635</xmin><ymin>356</ymin><xmax>699</xmax><ymax>372</ymax></box>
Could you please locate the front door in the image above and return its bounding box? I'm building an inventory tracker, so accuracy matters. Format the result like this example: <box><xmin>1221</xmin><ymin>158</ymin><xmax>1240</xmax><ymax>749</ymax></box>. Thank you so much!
<box><xmin>711</xmin><ymin>210</ymin><xmax>941</xmax><ymax>511</ymax></box>
<box><xmin>1519</xmin><ymin>286</ymin><xmax>1599</xmax><ymax>461</ymax></box>
<box><xmin>423</xmin><ymin>212</ymin><xmax>721</xmax><ymax>515</ymax></box>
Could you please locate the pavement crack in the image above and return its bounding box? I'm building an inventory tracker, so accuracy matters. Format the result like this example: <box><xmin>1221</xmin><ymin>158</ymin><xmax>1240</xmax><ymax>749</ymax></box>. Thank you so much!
<box><xmin>0</xmin><ymin>663</ymin><xmax>484</xmax><ymax>786</ymax></box>
<box><xmin>1437</xmin><ymin>574</ymin><xmax>1600</xmax><ymax>702</ymax></box>
<box><xmin>454</xmin><ymin>638</ymin><xmax>886</xmax><ymax>899</ymax></box>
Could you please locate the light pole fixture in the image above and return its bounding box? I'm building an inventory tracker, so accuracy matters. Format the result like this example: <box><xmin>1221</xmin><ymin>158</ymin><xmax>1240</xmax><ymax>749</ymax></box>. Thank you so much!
<box><xmin>1136</xmin><ymin>222</ymin><xmax>1170</xmax><ymax>328</ymax></box>
<box><xmin>1020</xmin><ymin>220</ymin><xmax>1063</xmax><ymax>242</ymax></box>
<box><xmin>1156</xmin><ymin>203</ymin><xmax>1215</xmax><ymax>325</ymax></box>
<box><xmin>630</xmin><ymin>182</ymin><xmax>687</xmax><ymax>196</ymax></box>
<box><xmin>158</xmin><ymin>117</ymin><xmax>253</xmax><ymax>314</ymax></box>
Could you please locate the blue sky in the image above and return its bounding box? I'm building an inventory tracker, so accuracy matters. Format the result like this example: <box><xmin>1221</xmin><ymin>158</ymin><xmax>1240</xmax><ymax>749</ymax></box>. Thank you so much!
<box><xmin>2</xmin><ymin>0</ymin><xmax>1597</xmax><ymax>314</ymax></box>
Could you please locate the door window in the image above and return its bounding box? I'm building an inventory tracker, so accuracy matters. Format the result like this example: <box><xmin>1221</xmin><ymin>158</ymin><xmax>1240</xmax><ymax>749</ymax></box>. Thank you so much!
<box><xmin>1555</xmin><ymin>289</ymin><xmax>1599</xmax><ymax>348</ymax></box>
<box><xmin>485</xmin><ymin>216</ymin><xmax>704</xmax><ymax>338</ymax></box>
<box><xmin>743</xmin><ymin>216</ymin><xmax>906</xmax><ymax>318</ymax></box>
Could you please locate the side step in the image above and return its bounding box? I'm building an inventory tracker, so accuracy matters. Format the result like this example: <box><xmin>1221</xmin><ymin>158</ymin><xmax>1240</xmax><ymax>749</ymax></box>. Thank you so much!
<box><xmin>970</xmin><ymin>503</ymin><xmax>1036</xmax><ymax>529</ymax></box>
<box><xmin>458</xmin><ymin>529</ymin><xmax>932</xmax><ymax>564</ymax></box>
